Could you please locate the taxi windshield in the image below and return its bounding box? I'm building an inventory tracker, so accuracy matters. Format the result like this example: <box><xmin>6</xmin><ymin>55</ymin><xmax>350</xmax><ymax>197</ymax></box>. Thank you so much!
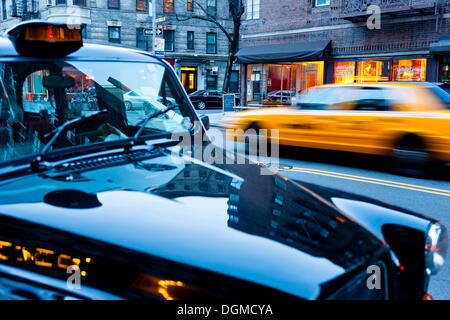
<box><xmin>0</xmin><ymin>60</ymin><xmax>193</xmax><ymax>163</ymax></box>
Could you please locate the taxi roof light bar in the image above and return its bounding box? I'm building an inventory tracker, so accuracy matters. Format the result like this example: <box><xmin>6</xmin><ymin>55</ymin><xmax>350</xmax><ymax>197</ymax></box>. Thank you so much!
<box><xmin>6</xmin><ymin>21</ymin><xmax>83</xmax><ymax>57</ymax></box>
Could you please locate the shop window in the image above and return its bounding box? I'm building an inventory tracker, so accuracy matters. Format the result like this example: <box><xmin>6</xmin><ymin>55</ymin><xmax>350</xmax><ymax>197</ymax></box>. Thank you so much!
<box><xmin>356</xmin><ymin>60</ymin><xmax>390</xmax><ymax>83</ymax></box>
<box><xmin>108</xmin><ymin>27</ymin><xmax>120</xmax><ymax>43</ymax></box>
<box><xmin>136</xmin><ymin>28</ymin><xmax>148</xmax><ymax>51</ymax></box>
<box><xmin>73</xmin><ymin>0</ymin><xmax>86</xmax><ymax>5</ymax></box>
<box><xmin>206</xmin><ymin>32</ymin><xmax>217</xmax><ymax>54</ymax></box>
<box><xmin>164</xmin><ymin>30</ymin><xmax>175</xmax><ymax>52</ymax></box>
<box><xmin>56</xmin><ymin>0</ymin><xmax>66</xmax><ymax>4</ymax></box>
<box><xmin>108</xmin><ymin>0</ymin><xmax>120</xmax><ymax>9</ymax></box>
<box><xmin>246</xmin><ymin>0</ymin><xmax>260</xmax><ymax>20</ymax></box>
<box><xmin>164</xmin><ymin>0</ymin><xmax>174</xmax><ymax>13</ymax></box>
<box><xmin>392</xmin><ymin>59</ymin><xmax>426</xmax><ymax>82</ymax></box>
<box><xmin>334</xmin><ymin>61</ymin><xmax>355</xmax><ymax>84</ymax></box>
<box><xmin>187</xmin><ymin>31</ymin><xmax>194</xmax><ymax>50</ymax></box>
<box><xmin>136</xmin><ymin>0</ymin><xmax>148</xmax><ymax>12</ymax></box>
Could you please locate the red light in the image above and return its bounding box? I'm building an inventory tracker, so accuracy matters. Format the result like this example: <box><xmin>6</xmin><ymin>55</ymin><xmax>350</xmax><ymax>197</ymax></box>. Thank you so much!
<box><xmin>400</xmin><ymin>265</ymin><xmax>405</xmax><ymax>271</ymax></box>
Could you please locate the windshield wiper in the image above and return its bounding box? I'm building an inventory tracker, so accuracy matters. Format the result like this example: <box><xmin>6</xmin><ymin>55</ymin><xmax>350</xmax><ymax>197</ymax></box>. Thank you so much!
<box><xmin>30</xmin><ymin>109</ymin><xmax>108</xmax><ymax>171</ymax></box>
<box><xmin>124</xmin><ymin>104</ymin><xmax>178</xmax><ymax>152</ymax></box>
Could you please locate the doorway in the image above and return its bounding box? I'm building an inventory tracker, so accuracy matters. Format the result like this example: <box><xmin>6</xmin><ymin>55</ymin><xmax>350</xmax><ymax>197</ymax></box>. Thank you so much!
<box><xmin>180</xmin><ymin>66</ymin><xmax>198</xmax><ymax>94</ymax></box>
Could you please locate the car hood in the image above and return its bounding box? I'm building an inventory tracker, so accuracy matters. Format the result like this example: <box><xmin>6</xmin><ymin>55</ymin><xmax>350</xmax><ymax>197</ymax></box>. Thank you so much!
<box><xmin>0</xmin><ymin>146</ymin><xmax>384</xmax><ymax>299</ymax></box>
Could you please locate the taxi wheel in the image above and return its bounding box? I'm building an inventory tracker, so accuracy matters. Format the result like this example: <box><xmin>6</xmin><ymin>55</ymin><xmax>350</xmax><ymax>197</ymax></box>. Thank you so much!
<box><xmin>125</xmin><ymin>101</ymin><xmax>132</xmax><ymax>110</ymax></box>
<box><xmin>392</xmin><ymin>137</ymin><xmax>430</xmax><ymax>177</ymax></box>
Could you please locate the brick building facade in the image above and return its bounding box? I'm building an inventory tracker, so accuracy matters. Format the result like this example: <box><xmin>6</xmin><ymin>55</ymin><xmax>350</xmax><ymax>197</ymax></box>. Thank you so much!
<box><xmin>0</xmin><ymin>0</ymin><xmax>238</xmax><ymax>93</ymax></box>
<box><xmin>237</xmin><ymin>0</ymin><xmax>450</xmax><ymax>106</ymax></box>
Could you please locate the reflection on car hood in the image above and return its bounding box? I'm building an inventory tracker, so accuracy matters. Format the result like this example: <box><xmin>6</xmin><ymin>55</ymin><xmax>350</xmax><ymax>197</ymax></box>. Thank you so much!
<box><xmin>0</xmin><ymin>146</ymin><xmax>383</xmax><ymax>299</ymax></box>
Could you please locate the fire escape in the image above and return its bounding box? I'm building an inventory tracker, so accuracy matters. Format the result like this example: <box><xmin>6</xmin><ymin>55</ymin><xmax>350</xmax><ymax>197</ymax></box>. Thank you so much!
<box><xmin>339</xmin><ymin>0</ymin><xmax>439</xmax><ymax>22</ymax></box>
<box><xmin>10</xmin><ymin>0</ymin><xmax>40</xmax><ymax>21</ymax></box>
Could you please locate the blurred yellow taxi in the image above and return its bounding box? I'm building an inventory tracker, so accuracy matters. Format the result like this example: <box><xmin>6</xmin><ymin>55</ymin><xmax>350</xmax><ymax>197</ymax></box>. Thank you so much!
<box><xmin>223</xmin><ymin>82</ymin><xmax>450</xmax><ymax>168</ymax></box>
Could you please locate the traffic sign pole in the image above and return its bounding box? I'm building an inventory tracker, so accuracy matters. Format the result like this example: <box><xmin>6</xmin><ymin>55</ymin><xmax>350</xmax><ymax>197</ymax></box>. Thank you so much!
<box><xmin>152</xmin><ymin>0</ymin><xmax>156</xmax><ymax>54</ymax></box>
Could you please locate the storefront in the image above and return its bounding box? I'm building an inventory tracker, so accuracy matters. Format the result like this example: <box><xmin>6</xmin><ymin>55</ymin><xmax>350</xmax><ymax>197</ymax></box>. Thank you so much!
<box><xmin>236</xmin><ymin>40</ymin><xmax>331</xmax><ymax>106</ymax></box>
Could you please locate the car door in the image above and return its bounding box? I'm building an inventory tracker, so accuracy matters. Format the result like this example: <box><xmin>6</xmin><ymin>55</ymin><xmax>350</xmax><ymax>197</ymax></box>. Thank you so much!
<box><xmin>208</xmin><ymin>91</ymin><xmax>221</xmax><ymax>108</ymax></box>
<box><xmin>276</xmin><ymin>86</ymin><xmax>357</xmax><ymax>149</ymax></box>
<box><xmin>331</xmin><ymin>86</ymin><xmax>392</xmax><ymax>154</ymax></box>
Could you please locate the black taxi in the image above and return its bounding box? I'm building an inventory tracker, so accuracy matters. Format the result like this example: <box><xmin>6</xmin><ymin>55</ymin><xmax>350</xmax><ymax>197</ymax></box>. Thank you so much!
<box><xmin>0</xmin><ymin>21</ymin><xmax>447</xmax><ymax>300</ymax></box>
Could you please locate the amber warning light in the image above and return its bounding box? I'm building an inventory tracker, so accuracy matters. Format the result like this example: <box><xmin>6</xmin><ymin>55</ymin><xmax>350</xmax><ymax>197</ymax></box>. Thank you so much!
<box><xmin>7</xmin><ymin>21</ymin><xmax>83</xmax><ymax>57</ymax></box>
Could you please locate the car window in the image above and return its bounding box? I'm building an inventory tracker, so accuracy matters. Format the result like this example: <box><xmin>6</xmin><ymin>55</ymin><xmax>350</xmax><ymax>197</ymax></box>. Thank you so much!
<box><xmin>0</xmin><ymin>61</ymin><xmax>193</xmax><ymax>163</ymax></box>
<box><xmin>429</xmin><ymin>86</ymin><xmax>450</xmax><ymax>107</ymax></box>
<box><xmin>353</xmin><ymin>87</ymin><xmax>389</xmax><ymax>111</ymax></box>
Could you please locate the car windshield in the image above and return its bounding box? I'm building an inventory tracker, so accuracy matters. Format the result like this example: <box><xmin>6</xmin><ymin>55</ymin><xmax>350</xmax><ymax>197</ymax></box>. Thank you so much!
<box><xmin>0</xmin><ymin>60</ymin><xmax>193</xmax><ymax>163</ymax></box>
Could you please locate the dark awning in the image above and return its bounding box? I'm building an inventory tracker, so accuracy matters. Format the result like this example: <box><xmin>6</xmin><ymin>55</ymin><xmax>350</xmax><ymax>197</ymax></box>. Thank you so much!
<box><xmin>430</xmin><ymin>37</ymin><xmax>450</xmax><ymax>55</ymax></box>
<box><xmin>235</xmin><ymin>40</ymin><xmax>331</xmax><ymax>64</ymax></box>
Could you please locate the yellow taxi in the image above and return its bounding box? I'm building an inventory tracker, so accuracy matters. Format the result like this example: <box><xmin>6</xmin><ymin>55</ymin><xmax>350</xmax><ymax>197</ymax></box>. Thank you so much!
<box><xmin>223</xmin><ymin>82</ymin><xmax>450</xmax><ymax>170</ymax></box>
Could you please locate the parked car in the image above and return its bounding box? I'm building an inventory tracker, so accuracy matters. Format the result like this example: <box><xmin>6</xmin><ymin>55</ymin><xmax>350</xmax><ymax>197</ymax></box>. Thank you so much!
<box><xmin>0</xmin><ymin>21</ymin><xmax>446</xmax><ymax>300</ymax></box>
<box><xmin>189</xmin><ymin>90</ymin><xmax>240</xmax><ymax>110</ymax></box>
<box><xmin>264</xmin><ymin>90</ymin><xmax>297</xmax><ymax>104</ymax></box>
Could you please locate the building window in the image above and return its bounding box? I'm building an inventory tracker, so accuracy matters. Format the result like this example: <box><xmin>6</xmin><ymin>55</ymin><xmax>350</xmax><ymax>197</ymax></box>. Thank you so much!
<box><xmin>206</xmin><ymin>70</ymin><xmax>217</xmax><ymax>89</ymax></box>
<box><xmin>108</xmin><ymin>27</ymin><xmax>121</xmax><ymax>43</ymax></box>
<box><xmin>136</xmin><ymin>0</ymin><xmax>148</xmax><ymax>12</ymax></box>
<box><xmin>2</xmin><ymin>0</ymin><xmax>6</xmax><ymax>20</ymax></box>
<box><xmin>187</xmin><ymin>0</ymin><xmax>193</xmax><ymax>11</ymax></box>
<box><xmin>136</xmin><ymin>28</ymin><xmax>148</xmax><ymax>51</ymax></box>
<box><xmin>315</xmin><ymin>0</ymin><xmax>330</xmax><ymax>7</ymax></box>
<box><xmin>164</xmin><ymin>30</ymin><xmax>175</xmax><ymax>52</ymax></box>
<box><xmin>56</xmin><ymin>0</ymin><xmax>66</xmax><ymax>4</ymax></box>
<box><xmin>246</xmin><ymin>0</ymin><xmax>260</xmax><ymax>20</ymax></box>
<box><xmin>206</xmin><ymin>32</ymin><xmax>217</xmax><ymax>54</ymax></box>
<box><xmin>164</xmin><ymin>0</ymin><xmax>174</xmax><ymax>13</ymax></box>
<box><xmin>187</xmin><ymin>31</ymin><xmax>194</xmax><ymax>50</ymax></box>
<box><xmin>73</xmin><ymin>0</ymin><xmax>86</xmax><ymax>6</ymax></box>
<box><xmin>108</xmin><ymin>0</ymin><xmax>120</xmax><ymax>9</ymax></box>
<box><xmin>207</xmin><ymin>0</ymin><xmax>216</xmax><ymax>16</ymax></box>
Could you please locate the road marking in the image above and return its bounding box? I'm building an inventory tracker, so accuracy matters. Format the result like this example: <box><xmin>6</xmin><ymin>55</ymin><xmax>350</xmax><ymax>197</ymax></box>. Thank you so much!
<box><xmin>280</xmin><ymin>167</ymin><xmax>450</xmax><ymax>197</ymax></box>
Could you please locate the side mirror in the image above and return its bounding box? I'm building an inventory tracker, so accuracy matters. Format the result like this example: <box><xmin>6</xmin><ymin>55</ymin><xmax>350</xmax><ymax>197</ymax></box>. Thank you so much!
<box><xmin>200</xmin><ymin>115</ymin><xmax>210</xmax><ymax>131</ymax></box>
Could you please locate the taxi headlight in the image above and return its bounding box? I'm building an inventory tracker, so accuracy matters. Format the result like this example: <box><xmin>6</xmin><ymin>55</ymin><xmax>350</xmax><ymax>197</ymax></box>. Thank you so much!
<box><xmin>425</xmin><ymin>222</ymin><xmax>448</xmax><ymax>275</ymax></box>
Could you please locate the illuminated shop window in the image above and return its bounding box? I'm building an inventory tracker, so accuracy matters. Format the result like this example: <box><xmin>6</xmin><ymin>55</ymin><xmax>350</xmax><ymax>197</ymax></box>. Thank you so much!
<box><xmin>334</xmin><ymin>61</ymin><xmax>355</xmax><ymax>84</ymax></box>
<box><xmin>356</xmin><ymin>60</ymin><xmax>391</xmax><ymax>83</ymax></box>
<box><xmin>392</xmin><ymin>59</ymin><xmax>426</xmax><ymax>82</ymax></box>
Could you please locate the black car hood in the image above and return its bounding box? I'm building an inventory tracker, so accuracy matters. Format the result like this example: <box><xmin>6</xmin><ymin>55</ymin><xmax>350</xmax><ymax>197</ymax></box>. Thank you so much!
<box><xmin>0</xmin><ymin>145</ymin><xmax>384</xmax><ymax>299</ymax></box>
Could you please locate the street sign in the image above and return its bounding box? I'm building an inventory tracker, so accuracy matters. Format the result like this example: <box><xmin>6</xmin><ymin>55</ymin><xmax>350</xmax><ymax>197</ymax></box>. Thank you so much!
<box><xmin>144</xmin><ymin>28</ymin><xmax>153</xmax><ymax>36</ymax></box>
<box><xmin>154</xmin><ymin>37</ymin><xmax>165</xmax><ymax>57</ymax></box>
<box><xmin>155</xmin><ymin>16</ymin><xmax>166</xmax><ymax>23</ymax></box>
<box><xmin>156</xmin><ymin>24</ymin><xmax>167</xmax><ymax>30</ymax></box>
